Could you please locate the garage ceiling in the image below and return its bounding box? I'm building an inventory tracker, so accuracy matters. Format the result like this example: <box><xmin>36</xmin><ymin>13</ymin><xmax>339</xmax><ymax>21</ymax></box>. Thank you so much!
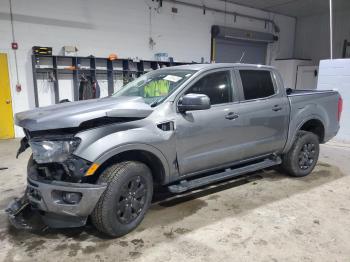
<box><xmin>223</xmin><ymin>0</ymin><xmax>350</xmax><ymax>17</ymax></box>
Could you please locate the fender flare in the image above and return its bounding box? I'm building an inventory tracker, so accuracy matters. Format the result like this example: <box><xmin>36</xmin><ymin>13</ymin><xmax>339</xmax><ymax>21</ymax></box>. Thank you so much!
<box><xmin>283</xmin><ymin>115</ymin><xmax>326</xmax><ymax>154</ymax></box>
<box><xmin>94</xmin><ymin>143</ymin><xmax>171</xmax><ymax>183</ymax></box>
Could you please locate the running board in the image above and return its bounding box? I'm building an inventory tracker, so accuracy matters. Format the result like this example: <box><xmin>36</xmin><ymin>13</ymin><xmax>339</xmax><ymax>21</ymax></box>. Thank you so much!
<box><xmin>168</xmin><ymin>157</ymin><xmax>281</xmax><ymax>193</ymax></box>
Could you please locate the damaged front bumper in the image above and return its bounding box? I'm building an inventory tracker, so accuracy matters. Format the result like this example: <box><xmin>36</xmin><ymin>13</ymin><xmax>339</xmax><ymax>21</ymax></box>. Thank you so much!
<box><xmin>6</xmin><ymin>195</ymin><xmax>35</xmax><ymax>230</ymax></box>
<box><xmin>6</xmin><ymin>172</ymin><xmax>106</xmax><ymax>229</ymax></box>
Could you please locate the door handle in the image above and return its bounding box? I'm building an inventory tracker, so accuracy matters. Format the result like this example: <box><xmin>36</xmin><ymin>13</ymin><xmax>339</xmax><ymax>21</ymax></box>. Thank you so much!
<box><xmin>272</xmin><ymin>105</ymin><xmax>282</xmax><ymax>111</ymax></box>
<box><xmin>5</xmin><ymin>99</ymin><xmax>11</xmax><ymax>104</ymax></box>
<box><xmin>225</xmin><ymin>112</ymin><xmax>239</xmax><ymax>120</ymax></box>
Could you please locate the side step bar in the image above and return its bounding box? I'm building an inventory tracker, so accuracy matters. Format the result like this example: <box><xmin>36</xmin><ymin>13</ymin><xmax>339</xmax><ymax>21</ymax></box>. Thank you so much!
<box><xmin>168</xmin><ymin>157</ymin><xmax>281</xmax><ymax>193</ymax></box>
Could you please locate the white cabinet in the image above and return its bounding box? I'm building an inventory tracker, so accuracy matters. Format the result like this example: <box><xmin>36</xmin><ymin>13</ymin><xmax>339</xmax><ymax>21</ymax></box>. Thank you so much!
<box><xmin>296</xmin><ymin>65</ymin><xmax>319</xmax><ymax>90</ymax></box>
<box><xmin>272</xmin><ymin>59</ymin><xmax>313</xmax><ymax>89</ymax></box>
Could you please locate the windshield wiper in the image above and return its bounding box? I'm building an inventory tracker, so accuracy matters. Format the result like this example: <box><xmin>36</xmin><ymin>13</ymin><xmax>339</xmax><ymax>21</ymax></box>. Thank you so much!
<box><xmin>150</xmin><ymin>98</ymin><xmax>163</xmax><ymax>107</ymax></box>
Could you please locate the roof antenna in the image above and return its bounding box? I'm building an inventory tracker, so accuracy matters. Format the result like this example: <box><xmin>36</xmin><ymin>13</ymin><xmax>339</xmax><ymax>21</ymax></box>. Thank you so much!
<box><xmin>238</xmin><ymin>51</ymin><xmax>245</xmax><ymax>63</ymax></box>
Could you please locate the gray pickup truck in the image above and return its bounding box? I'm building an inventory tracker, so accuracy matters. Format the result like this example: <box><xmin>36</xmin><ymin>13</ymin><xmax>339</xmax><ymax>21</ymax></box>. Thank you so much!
<box><xmin>7</xmin><ymin>63</ymin><xmax>342</xmax><ymax>237</ymax></box>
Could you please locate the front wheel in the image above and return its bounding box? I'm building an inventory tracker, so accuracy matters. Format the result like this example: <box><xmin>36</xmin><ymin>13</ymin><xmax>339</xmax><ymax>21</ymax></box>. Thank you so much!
<box><xmin>281</xmin><ymin>131</ymin><xmax>320</xmax><ymax>177</ymax></box>
<box><xmin>91</xmin><ymin>161</ymin><xmax>153</xmax><ymax>237</ymax></box>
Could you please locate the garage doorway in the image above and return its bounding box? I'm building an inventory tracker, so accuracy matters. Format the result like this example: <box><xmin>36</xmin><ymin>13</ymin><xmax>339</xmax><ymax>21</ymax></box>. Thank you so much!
<box><xmin>211</xmin><ymin>25</ymin><xmax>277</xmax><ymax>65</ymax></box>
<box><xmin>215</xmin><ymin>38</ymin><xmax>267</xmax><ymax>64</ymax></box>
<box><xmin>0</xmin><ymin>53</ymin><xmax>15</xmax><ymax>139</ymax></box>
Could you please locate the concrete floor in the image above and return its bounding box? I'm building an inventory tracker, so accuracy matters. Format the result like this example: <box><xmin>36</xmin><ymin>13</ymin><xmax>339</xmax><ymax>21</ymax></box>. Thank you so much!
<box><xmin>0</xmin><ymin>139</ymin><xmax>350</xmax><ymax>262</ymax></box>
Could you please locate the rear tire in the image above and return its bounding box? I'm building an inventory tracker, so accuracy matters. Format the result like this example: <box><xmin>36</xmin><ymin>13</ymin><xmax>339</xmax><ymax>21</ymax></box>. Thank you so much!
<box><xmin>281</xmin><ymin>131</ymin><xmax>320</xmax><ymax>177</ymax></box>
<box><xmin>91</xmin><ymin>161</ymin><xmax>153</xmax><ymax>237</ymax></box>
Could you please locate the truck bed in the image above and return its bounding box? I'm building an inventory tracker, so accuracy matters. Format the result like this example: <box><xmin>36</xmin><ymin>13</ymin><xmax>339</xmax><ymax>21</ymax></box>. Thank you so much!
<box><xmin>286</xmin><ymin>88</ymin><xmax>337</xmax><ymax>97</ymax></box>
<box><xmin>286</xmin><ymin>88</ymin><xmax>340</xmax><ymax>148</ymax></box>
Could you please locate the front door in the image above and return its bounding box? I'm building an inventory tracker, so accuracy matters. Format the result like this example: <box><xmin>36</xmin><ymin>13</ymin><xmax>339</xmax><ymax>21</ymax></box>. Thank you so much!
<box><xmin>175</xmin><ymin>69</ymin><xmax>241</xmax><ymax>175</ymax></box>
<box><xmin>0</xmin><ymin>53</ymin><xmax>15</xmax><ymax>139</ymax></box>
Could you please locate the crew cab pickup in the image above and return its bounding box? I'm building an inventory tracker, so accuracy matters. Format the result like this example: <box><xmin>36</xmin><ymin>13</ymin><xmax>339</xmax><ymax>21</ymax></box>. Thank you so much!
<box><xmin>7</xmin><ymin>63</ymin><xmax>342</xmax><ymax>237</ymax></box>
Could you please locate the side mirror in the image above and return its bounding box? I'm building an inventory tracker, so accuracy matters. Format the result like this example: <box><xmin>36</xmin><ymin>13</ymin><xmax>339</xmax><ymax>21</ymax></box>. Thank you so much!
<box><xmin>178</xmin><ymin>93</ymin><xmax>211</xmax><ymax>113</ymax></box>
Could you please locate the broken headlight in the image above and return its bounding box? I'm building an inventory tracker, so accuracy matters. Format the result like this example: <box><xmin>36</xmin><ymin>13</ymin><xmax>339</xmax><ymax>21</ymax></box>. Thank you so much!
<box><xmin>29</xmin><ymin>137</ymin><xmax>81</xmax><ymax>163</ymax></box>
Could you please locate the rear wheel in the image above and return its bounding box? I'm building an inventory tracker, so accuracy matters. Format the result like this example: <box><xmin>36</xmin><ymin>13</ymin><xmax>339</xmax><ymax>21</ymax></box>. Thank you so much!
<box><xmin>91</xmin><ymin>161</ymin><xmax>153</xmax><ymax>237</ymax></box>
<box><xmin>281</xmin><ymin>131</ymin><xmax>320</xmax><ymax>177</ymax></box>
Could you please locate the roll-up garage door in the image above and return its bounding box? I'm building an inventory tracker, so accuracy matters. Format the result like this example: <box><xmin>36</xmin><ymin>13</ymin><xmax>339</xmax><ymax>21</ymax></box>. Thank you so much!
<box><xmin>215</xmin><ymin>38</ymin><xmax>267</xmax><ymax>64</ymax></box>
<box><xmin>211</xmin><ymin>25</ymin><xmax>278</xmax><ymax>65</ymax></box>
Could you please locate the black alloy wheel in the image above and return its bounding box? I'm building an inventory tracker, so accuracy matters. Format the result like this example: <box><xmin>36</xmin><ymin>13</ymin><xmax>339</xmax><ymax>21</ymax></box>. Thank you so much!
<box><xmin>298</xmin><ymin>143</ymin><xmax>316</xmax><ymax>170</ymax></box>
<box><xmin>281</xmin><ymin>131</ymin><xmax>320</xmax><ymax>177</ymax></box>
<box><xmin>116</xmin><ymin>175</ymin><xmax>147</xmax><ymax>224</ymax></box>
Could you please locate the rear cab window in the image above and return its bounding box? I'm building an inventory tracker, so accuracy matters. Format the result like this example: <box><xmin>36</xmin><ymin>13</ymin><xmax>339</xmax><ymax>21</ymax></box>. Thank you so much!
<box><xmin>239</xmin><ymin>70</ymin><xmax>276</xmax><ymax>100</ymax></box>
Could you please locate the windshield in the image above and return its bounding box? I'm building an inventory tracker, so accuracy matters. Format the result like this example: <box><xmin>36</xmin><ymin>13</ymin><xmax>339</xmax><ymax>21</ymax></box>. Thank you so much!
<box><xmin>112</xmin><ymin>69</ymin><xmax>195</xmax><ymax>106</ymax></box>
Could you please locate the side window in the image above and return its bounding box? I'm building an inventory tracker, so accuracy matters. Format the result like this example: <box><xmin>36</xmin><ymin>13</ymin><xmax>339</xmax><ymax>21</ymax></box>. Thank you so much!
<box><xmin>185</xmin><ymin>71</ymin><xmax>231</xmax><ymax>105</ymax></box>
<box><xmin>239</xmin><ymin>70</ymin><xmax>275</xmax><ymax>100</ymax></box>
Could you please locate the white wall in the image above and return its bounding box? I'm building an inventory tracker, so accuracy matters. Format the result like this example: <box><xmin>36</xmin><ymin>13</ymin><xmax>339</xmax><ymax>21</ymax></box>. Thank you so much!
<box><xmin>294</xmin><ymin>10</ymin><xmax>350</xmax><ymax>64</ymax></box>
<box><xmin>318</xmin><ymin>59</ymin><xmax>350</xmax><ymax>143</ymax></box>
<box><xmin>0</xmin><ymin>0</ymin><xmax>296</xmax><ymax>137</ymax></box>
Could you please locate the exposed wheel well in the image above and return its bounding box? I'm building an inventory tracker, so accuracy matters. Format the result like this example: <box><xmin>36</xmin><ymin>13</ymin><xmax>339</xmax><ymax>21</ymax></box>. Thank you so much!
<box><xmin>299</xmin><ymin>119</ymin><xmax>325</xmax><ymax>142</ymax></box>
<box><xmin>91</xmin><ymin>150</ymin><xmax>166</xmax><ymax>186</ymax></box>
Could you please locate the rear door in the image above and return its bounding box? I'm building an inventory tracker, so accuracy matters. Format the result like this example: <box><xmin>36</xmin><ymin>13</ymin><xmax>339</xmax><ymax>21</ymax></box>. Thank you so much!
<box><xmin>232</xmin><ymin>68</ymin><xmax>290</xmax><ymax>159</ymax></box>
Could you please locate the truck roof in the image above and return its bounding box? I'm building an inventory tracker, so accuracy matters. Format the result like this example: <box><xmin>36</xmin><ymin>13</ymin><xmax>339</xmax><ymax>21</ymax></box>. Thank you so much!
<box><xmin>168</xmin><ymin>63</ymin><xmax>275</xmax><ymax>71</ymax></box>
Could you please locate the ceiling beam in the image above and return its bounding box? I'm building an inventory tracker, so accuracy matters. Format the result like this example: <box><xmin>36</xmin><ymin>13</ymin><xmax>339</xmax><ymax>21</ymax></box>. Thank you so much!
<box><xmin>215</xmin><ymin>0</ymin><xmax>297</xmax><ymax>17</ymax></box>
<box><xmin>162</xmin><ymin>0</ymin><xmax>281</xmax><ymax>32</ymax></box>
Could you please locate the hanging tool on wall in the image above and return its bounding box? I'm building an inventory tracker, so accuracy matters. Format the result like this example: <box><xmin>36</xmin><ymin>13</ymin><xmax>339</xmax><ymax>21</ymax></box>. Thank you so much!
<box><xmin>78</xmin><ymin>74</ymin><xmax>100</xmax><ymax>100</ymax></box>
<box><xmin>47</xmin><ymin>72</ymin><xmax>56</xmax><ymax>83</ymax></box>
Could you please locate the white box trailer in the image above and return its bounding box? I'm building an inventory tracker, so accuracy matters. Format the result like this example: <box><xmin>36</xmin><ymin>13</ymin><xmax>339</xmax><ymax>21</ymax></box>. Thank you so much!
<box><xmin>317</xmin><ymin>59</ymin><xmax>349</xmax><ymax>143</ymax></box>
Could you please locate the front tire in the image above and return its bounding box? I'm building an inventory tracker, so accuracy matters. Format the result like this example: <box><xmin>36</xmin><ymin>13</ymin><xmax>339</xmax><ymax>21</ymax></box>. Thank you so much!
<box><xmin>91</xmin><ymin>161</ymin><xmax>153</xmax><ymax>237</ymax></box>
<box><xmin>281</xmin><ymin>131</ymin><xmax>320</xmax><ymax>177</ymax></box>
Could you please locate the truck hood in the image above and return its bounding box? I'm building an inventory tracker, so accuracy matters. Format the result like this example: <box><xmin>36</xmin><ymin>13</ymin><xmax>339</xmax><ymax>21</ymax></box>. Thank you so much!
<box><xmin>15</xmin><ymin>96</ymin><xmax>153</xmax><ymax>131</ymax></box>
